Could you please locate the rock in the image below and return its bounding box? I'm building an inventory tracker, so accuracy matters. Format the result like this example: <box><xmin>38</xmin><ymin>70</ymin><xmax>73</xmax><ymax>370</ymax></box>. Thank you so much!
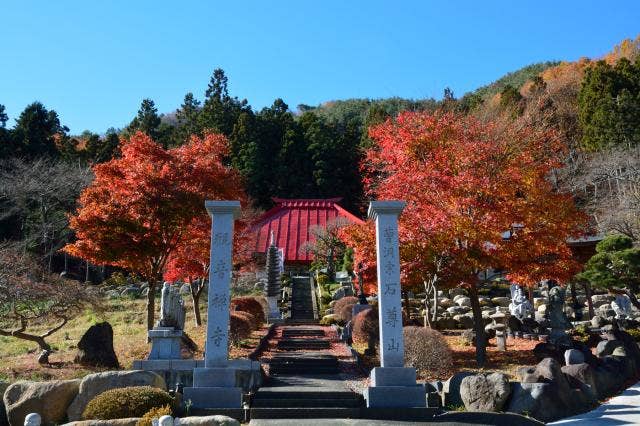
<box><xmin>66</xmin><ymin>370</ymin><xmax>166</xmax><ymax>421</ymax></box>
<box><xmin>490</xmin><ymin>297</ymin><xmax>510</xmax><ymax>308</ymax></box>
<box><xmin>478</xmin><ymin>297</ymin><xmax>491</xmax><ymax>307</ymax></box>
<box><xmin>532</xmin><ymin>343</ymin><xmax>564</xmax><ymax>364</ymax></box>
<box><xmin>121</xmin><ymin>286</ymin><xmax>140</xmax><ymax>297</ymax></box>
<box><xmin>0</xmin><ymin>381</ymin><xmax>9</xmax><ymax>426</ymax></box>
<box><xmin>173</xmin><ymin>416</ymin><xmax>240</xmax><ymax>426</ymax></box>
<box><xmin>517</xmin><ymin>358</ymin><xmax>570</xmax><ymax>393</ymax></box>
<box><xmin>484</xmin><ymin>323</ymin><xmax>497</xmax><ymax>339</ymax></box>
<box><xmin>460</xmin><ymin>373</ymin><xmax>510</xmax><ymax>412</ymax></box>
<box><xmin>505</xmin><ymin>381</ymin><xmax>593</xmax><ymax>423</ymax></box>
<box><xmin>593</xmin><ymin>356</ymin><xmax>630</xmax><ymax>397</ymax></box>
<box><xmin>596</xmin><ymin>339</ymin><xmax>624</xmax><ymax>358</ymax></box>
<box><xmin>562</xmin><ymin>363</ymin><xmax>598</xmax><ymax>400</ymax></box>
<box><xmin>565</xmin><ymin>349</ymin><xmax>585</xmax><ymax>365</ymax></box>
<box><xmin>591</xmin><ymin>294</ymin><xmax>611</xmax><ymax>309</ymax></box>
<box><xmin>455</xmin><ymin>297</ymin><xmax>471</xmax><ymax>307</ymax></box>
<box><xmin>442</xmin><ymin>371</ymin><xmax>474</xmax><ymax>408</ymax></box>
<box><xmin>64</xmin><ymin>419</ymin><xmax>140</xmax><ymax>426</ymax></box>
<box><xmin>4</xmin><ymin>379</ymin><xmax>80</xmax><ymax>426</ymax></box>
<box><xmin>454</xmin><ymin>314</ymin><xmax>474</xmax><ymax>329</ymax></box>
<box><xmin>435</xmin><ymin>317</ymin><xmax>457</xmax><ymax>330</ymax></box>
<box><xmin>438</xmin><ymin>298</ymin><xmax>453</xmax><ymax>309</ymax></box>
<box><xmin>591</xmin><ymin>315</ymin><xmax>606</xmax><ymax>328</ymax></box>
<box><xmin>74</xmin><ymin>322</ymin><xmax>119</xmax><ymax>368</ymax></box>
<box><xmin>446</xmin><ymin>306</ymin><xmax>466</xmax><ymax>315</ymax></box>
<box><xmin>106</xmin><ymin>290</ymin><xmax>121</xmax><ymax>299</ymax></box>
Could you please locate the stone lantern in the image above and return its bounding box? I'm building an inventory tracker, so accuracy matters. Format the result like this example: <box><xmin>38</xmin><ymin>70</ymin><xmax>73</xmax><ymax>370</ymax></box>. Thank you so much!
<box><xmin>490</xmin><ymin>308</ymin><xmax>508</xmax><ymax>351</ymax></box>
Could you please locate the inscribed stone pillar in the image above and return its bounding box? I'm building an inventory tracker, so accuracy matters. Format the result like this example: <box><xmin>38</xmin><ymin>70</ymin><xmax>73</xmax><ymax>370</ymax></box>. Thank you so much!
<box><xmin>204</xmin><ymin>201</ymin><xmax>239</xmax><ymax>367</ymax></box>
<box><xmin>183</xmin><ymin>200</ymin><xmax>243</xmax><ymax>408</ymax></box>
<box><xmin>364</xmin><ymin>200</ymin><xmax>426</xmax><ymax>408</ymax></box>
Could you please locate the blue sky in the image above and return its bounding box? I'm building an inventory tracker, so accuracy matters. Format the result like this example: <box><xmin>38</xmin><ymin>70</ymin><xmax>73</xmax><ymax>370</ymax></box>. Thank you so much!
<box><xmin>1</xmin><ymin>1</ymin><xmax>639</xmax><ymax>134</ymax></box>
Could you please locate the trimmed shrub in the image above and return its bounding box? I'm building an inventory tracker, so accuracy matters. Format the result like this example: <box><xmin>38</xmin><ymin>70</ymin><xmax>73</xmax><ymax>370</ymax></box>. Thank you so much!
<box><xmin>403</xmin><ymin>326</ymin><xmax>453</xmax><ymax>379</ymax></box>
<box><xmin>231</xmin><ymin>296</ymin><xmax>265</xmax><ymax>326</ymax></box>
<box><xmin>82</xmin><ymin>386</ymin><xmax>173</xmax><ymax>420</ymax></box>
<box><xmin>233</xmin><ymin>310</ymin><xmax>258</xmax><ymax>330</ymax></box>
<box><xmin>229</xmin><ymin>311</ymin><xmax>252</xmax><ymax>345</ymax></box>
<box><xmin>334</xmin><ymin>296</ymin><xmax>359</xmax><ymax>323</ymax></box>
<box><xmin>352</xmin><ymin>307</ymin><xmax>379</xmax><ymax>346</ymax></box>
<box><xmin>136</xmin><ymin>405</ymin><xmax>173</xmax><ymax>426</ymax></box>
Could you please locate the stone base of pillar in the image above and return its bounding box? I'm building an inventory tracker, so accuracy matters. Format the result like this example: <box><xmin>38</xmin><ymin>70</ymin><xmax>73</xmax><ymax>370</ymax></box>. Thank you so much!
<box><xmin>365</xmin><ymin>367</ymin><xmax>426</xmax><ymax>408</ymax></box>
<box><xmin>148</xmin><ymin>327</ymin><xmax>182</xmax><ymax>360</ymax></box>
<box><xmin>182</xmin><ymin>386</ymin><xmax>243</xmax><ymax>408</ymax></box>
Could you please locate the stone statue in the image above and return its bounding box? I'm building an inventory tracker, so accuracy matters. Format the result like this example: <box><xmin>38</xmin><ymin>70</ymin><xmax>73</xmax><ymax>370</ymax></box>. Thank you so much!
<box><xmin>547</xmin><ymin>285</ymin><xmax>572</xmax><ymax>345</ymax></box>
<box><xmin>509</xmin><ymin>284</ymin><xmax>533</xmax><ymax>320</ymax></box>
<box><xmin>612</xmin><ymin>293</ymin><xmax>632</xmax><ymax>319</ymax></box>
<box><xmin>24</xmin><ymin>413</ymin><xmax>41</xmax><ymax>426</ymax></box>
<box><xmin>159</xmin><ymin>282</ymin><xmax>186</xmax><ymax>330</ymax></box>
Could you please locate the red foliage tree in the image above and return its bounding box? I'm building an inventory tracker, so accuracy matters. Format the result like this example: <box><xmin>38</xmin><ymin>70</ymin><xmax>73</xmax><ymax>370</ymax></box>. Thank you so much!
<box><xmin>342</xmin><ymin>111</ymin><xmax>587</xmax><ymax>366</ymax></box>
<box><xmin>65</xmin><ymin>132</ymin><xmax>247</xmax><ymax>330</ymax></box>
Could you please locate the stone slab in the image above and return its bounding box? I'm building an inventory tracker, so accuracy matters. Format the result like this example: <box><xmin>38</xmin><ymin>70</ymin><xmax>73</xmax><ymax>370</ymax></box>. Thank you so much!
<box><xmin>148</xmin><ymin>328</ymin><xmax>183</xmax><ymax>338</ymax></box>
<box><xmin>364</xmin><ymin>385</ymin><xmax>426</xmax><ymax>408</ymax></box>
<box><xmin>192</xmin><ymin>367</ymin><xmax>237</xmax><ymax>387</ymax></box>
<box><xmin>370</xmin><ymin>367</ymin><xmax>417</xmax><ymax>386</ymax></box>
<box><xmin>148</xmin><ymin>335</ymin><xmax>181</xmax><ymax>359</ymax></box>
<box><xmin>182</xmin><ymin>386</ymin><xmax>243</xmax><ymax>408</ymax></box>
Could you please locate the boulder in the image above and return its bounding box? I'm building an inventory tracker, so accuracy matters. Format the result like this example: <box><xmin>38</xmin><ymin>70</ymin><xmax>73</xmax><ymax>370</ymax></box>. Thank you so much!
<box><xmin>562</xmin><ymin>363</ymin><xmax>598</xmax><ymax>400</ymax></box>
<box><xmin>454</xmin><ymin>314</ymin><xmax>474</xmax><ymax>329</ymax></box>
<box><xmin>595</xmin><ymin>339</ymin><xmax>624</xmax><ymax>358</ymax></box>
<box><xmin>121</xmin><ymin>286</ymin><xmax>140</xmax><ymax>297</ymax></box>
<box><xmin>106</xmin><ymin>289</ymin><xmax>121</xmax><ymax>299</ymax></box>
<box><xmin>74</xmin><ymin>322</ymin><xmax>119</xmax><ymax>368</ymax></box>
<box><xmin>174</xmin><ymin>416</ymin><xmax>240</xmax><ymax>426</ymax></box>
<box><xmin>590</xmin><ymin>315</ymin><xmax>606</xmax><ymax>328</ymax></box>
<box><xmin>532</xmin><ymin>343</ymin><xmax>564</xmax><ymax>364</ymax></box>
<box><xmin>517</xmin><ymin>358</ymin><xmax>570</xmax><ymax>394</ymax></box>
<box><xmin>564</xmin><ymin>349</ymin><xmax>585</xmax><ymax>366</ymax></box>
<box><xmin>505</xmin><ymin>381</ymin><xmax>593</xmax><ymax>423</ymax></box>
<box><xmin>446</xmin><ymin>306</ymin><xmax>466</xmax><ymax>316</ymax></box>
<box><xmin>478</xmin><ymin>297</ymin><xmax>491</xmax><ymax>307</ymax></box>
<box><xmin>591</xmin><ymin>294</ymin><xmax>611</xmax><ymax>309</ymax></box>
<box><xmin>593</xmin><ymin>356</ymin><xmax>631</xmax><ymax>397</ymax></box>
<box><xmin>0</xmin><ymin>381</ymin><xmax>9</xmax><ymax>426</ymax></box>
<box><xmin>67</xmin><ymin>370</ymin><xmax>166</xmax><ymax>421</ymax></box>
<box><xmin>442</xmin><ymin>371</ymin><xmax>474</xmax><ymax>408</ymax></box>
<box><xmin>4</xmin><ymin>379</ymin><xmax>80</xmax><ymax>426</ymax></box>
<box><xmin>490</xmin><ymin>297</ymin><xmax>510</xmax><ymax>308</ymax></box>
<box><xmin>455</xmin><ymin>297</ymin><xmax>471</xmax><ymax>307</ymax></box>
<box><xmin>460</xmin><ymin>373</ymin><xmax>511</xmax><ymax>412</ymax></box>
<box><xmin>537</xmin><ymin>304</ymin><xmax>547</xmax><ymax>314</ymax></box>
<box><xmin>449</xmin><ymin>288</ymin><xmax>467</xmax><ymax>298</ymax></box>
<box><xmin>438</xmin><ymin>298</ymin><xmax>454</xmax><ymax>309</ymax></box>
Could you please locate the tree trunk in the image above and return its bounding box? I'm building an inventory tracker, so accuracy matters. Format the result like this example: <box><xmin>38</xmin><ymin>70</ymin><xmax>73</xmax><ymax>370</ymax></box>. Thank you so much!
<box><xmin>423</xmin><ymin>281</ymin><xmax>432</xmax><ymax>328</ymax></box>
<box><xmin>191</xmin><ymin>279</ymin><xmax>203</xmax><ymax>327</ymax></box>
<box><xmin>85</xmin><ymin>260</ymin><xmax>90</xmax><ymax>282</ymax></box>
<box><xmin>432</xmin><ymin>285</ymin><xmax>438</xmax><ymax>323</ymax></box>
<box><xmin>146</xmin><ymin>281</ymin><xmax>156</xmax><ymax>331</ymax></box>
<box><xmin>0</xmin><ymin>329</ymin><xmax>52</xmax><ymax>361</ymax></box>
<box><xmin>468</xmin><ymin>284</ymin><xmax>486</xmax><ymax>367</ymax></box>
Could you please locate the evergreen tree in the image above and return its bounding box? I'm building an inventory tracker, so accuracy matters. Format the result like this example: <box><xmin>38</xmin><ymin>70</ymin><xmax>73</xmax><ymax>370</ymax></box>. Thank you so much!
<box><xmin>175</xmin><ymin>92</ymin><xmax>201</xmax><ymax>142</ymax></box>
<box><xmin>198</xmin><ymin>68</ymin><xmax>250</xmax><ymax>136</ymax></box>
<box><xmin>129</xmin><ymin>98</ymin><xmax>162</xmax><ymax>140</ymax></box>
<box><xmin>12</xmin><ymin>102</ymin><xmax>66</xmax><ymax>159</ymax></box>
<box><xmin>0</xmin><ymin>104</ymin><xmax>8</xmax><ymax>128</ymax></box>
<box><xmin>579</xmin><ymin>58</ymin><xmax>640</xmax><ymax>150</ymax></box>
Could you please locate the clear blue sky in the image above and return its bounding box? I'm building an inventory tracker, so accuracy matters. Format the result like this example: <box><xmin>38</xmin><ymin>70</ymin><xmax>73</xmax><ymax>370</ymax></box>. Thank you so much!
<box><xmin>1</xmin><ymin>1</ymin><xmax>639</xmax><ymax>134</ymax></box>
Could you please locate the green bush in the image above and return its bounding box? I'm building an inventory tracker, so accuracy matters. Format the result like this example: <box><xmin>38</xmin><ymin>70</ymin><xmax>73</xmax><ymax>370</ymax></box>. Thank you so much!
<box><xmin>320</xmin><ymin>315</ymin><xmax>338</xmax><ymax>326</ymax></box>
<box><xmin>83</xmin><ymin>386</ymin><xmax>173</xmax><ymax>420</ymax></box>
<box><xmin>136</xmin><ymin>405</ymin><xmax>173</xmax><ymax>426</ymax></box>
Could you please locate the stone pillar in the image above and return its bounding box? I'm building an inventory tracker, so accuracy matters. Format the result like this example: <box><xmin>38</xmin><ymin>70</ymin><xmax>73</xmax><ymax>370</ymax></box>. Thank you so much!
<box><xmin>183</xmin><ymin>200</ymin><xmax>243</xmax><ymax>408</ymax></box>
<box><xmin>364</xmin><ymin>201</ymin><xmax>426</xmax><ymax>408</ymax></box>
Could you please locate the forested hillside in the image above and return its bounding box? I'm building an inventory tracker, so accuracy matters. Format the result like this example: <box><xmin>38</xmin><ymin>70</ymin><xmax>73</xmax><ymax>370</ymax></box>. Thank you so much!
<box><xmin>1</xmin><ymin>35</ymin><xmax>640</xmax><ymax>277</ymax></box>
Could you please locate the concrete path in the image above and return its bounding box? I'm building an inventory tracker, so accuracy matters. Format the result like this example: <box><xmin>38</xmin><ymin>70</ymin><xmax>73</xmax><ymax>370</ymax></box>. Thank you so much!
<box><xmin>550</xmin><ymin>381</ymin><xmax>640</xmax><ymax>425</ymax></box>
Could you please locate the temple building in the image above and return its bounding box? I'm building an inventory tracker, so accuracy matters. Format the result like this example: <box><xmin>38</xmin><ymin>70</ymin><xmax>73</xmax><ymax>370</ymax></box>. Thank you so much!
<box><xmin>251</xmin><ymin>198</ymin><xmax>364</xmax><ymax>274</ymax></box>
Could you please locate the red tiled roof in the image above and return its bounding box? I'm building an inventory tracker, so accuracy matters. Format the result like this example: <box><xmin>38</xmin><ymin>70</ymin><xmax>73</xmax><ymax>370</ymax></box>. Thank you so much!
<box><xmin>251</xmin><ymin>198</ymin><xmax>365</xmax><ymax>263</ymax></box>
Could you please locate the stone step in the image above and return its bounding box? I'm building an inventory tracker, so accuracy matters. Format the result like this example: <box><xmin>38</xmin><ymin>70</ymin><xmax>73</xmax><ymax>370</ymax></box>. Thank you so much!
<box><xmin>251</xmin><ymin>397</ymin><xmax>364</xmax><ymax>408</ymax></box>
<box><xmin>282</xmin><ymin>328</ymin><xmax>325</xmax><ymax>337</ymax></box>
<box><xmin>250</xmin><ymin>407</ymin><xmax>361</xmax><ymax>419</ymax></box>
<box><xmin>276</xmin><ymin>339</ymin><xmax>331</xmax><ymax>350</ymax></box>
<box><xmin>269</xmin><ymin>367</ymin><xmax>339</xmax><ymax>375</ymax></box>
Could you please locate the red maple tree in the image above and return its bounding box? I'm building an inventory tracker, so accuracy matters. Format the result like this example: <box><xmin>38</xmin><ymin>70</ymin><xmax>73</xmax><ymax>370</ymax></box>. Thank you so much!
<box><xmin>65</xmin><ymin>132</ymin><xmax>247</xmax><ymax>330</ymax></box>
<box><xmin>341</xmin><ymin>112</ymin><xmax>587</xmax><ymax>366</ymax></box>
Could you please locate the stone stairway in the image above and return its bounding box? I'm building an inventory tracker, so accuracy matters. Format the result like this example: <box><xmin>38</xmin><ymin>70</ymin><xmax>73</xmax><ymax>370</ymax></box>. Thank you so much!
<box><xmin>289</xmin><ymin>276</ymin><xmax>316</xmax><ymax>322</ymax></box>
<box><xmin>252</xmin><ymin>325</ymin><xmax>365</xmax><ymax>419</ymax></box>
